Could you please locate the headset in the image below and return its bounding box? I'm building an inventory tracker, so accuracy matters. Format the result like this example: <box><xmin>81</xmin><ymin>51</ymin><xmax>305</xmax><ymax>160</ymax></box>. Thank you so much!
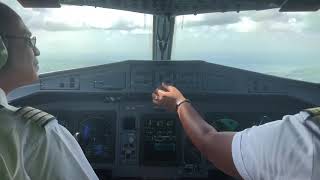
<box><xmin>0</xmin><ymin>36</ymin><xmax>8</xmax><ymax>70</ymax></box>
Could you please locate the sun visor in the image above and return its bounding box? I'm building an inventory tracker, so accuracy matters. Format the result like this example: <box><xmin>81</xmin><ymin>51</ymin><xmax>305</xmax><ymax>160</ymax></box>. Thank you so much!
<box><xmin>18</xmin><ymin>0</ymin><xmax>61</xmax><ymax>8</ymax></box>
<box><xmin>280</xmin><ymin>0</ymin><xmax>320</xmax><ymax>11</ymax></box>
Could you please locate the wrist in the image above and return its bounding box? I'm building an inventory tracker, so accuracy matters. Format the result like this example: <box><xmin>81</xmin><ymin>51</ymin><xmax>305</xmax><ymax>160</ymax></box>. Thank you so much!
<box><xmin>176</xmin><ymin>99</ymin><xmax>191</xmax><ymax>112</ymax></box>
<box><xmin>176</xmin><ymin>96</ymin><xmax>186</xmax><ymax>105</ymax></box>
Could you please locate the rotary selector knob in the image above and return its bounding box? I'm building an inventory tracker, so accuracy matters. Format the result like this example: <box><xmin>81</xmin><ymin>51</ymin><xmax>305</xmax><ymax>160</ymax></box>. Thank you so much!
<box><xmin>125</xmin><ymin>149</ymin><xmax>132</xmax><ymax>154</ymax></box>
<box><xmin>128</xmin><ymin>135</ymin><xmax>135</xmax><ymax>144</ymax></box>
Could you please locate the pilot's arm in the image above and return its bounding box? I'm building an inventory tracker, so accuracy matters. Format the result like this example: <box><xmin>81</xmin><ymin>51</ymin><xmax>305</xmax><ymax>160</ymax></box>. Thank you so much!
<box><xmin>152</xmin><ymin>83</ymin><xmax>241</xmax><ymax>178</ymax></box>
<box><xmin>153</xmin><ymin>83</ymin><xmax>316</xmax><ymax>180</ymax></box>
<box><xmin>25</xmin><ymin>119</ymin><xmax>99</xmax><ymax>180</ymax></box>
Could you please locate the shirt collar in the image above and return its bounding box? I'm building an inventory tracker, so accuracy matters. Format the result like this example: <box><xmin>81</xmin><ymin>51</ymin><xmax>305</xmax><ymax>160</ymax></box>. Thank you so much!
<box><xmin>0</xmin><ymin>88</ymin><xmax>7</xmax><ymax>107</ymax></box>
<box><xmin>0</xmin><ymin>88</ymin><xmax>18</xmax><ymax>111</ymax></box>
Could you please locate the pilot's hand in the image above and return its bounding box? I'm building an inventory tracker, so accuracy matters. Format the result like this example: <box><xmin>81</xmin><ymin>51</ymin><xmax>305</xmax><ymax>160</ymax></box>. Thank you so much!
<box><xmin>152</xmin><ymin>83</ymin><xmax>186</xmax><ymax>112</ymax></box>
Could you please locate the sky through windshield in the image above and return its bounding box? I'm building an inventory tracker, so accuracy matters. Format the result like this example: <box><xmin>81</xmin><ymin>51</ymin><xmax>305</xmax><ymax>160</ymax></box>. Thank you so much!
<box><xmin>2</xmin><ymin>0</ymin><xmax>320</xmax><ymax>83</ymax></box>
<box><xmin>173</xmin><ymin>10</ymin><xmax>320</xmax><ymax>83</ymax></box>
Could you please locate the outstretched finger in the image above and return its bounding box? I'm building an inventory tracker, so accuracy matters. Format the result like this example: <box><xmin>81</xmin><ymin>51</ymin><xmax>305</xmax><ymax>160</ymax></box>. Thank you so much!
<box><xmin>156</xmin><ymin>89</ymin><xmax>168</xmax><ymax>96</ymax></box>
<box><xmin>162</xmin><ymin>82</ymin><xmax>175</xmax><ymax>91</ymax></box>
<box><xmin>161</xmin><ymin>82</ymin><xmax>169</xmax><ymax>91</ymax></box>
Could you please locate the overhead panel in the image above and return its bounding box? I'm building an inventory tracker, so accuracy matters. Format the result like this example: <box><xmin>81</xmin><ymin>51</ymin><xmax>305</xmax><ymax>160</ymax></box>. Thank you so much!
<box><xmin>57</xmin><ymin>0</ymin><xmax>318</xmax><ymax>15</ymax></box>
<box><xmin>280</xmin><ymin>0</ymin><xmax>320</xmax><ymax>12</ymax></box>
<box><xmin>59</xmin><ymin>0</ymin><xmax>279</xmax><ymax>15</ymax></box>
<box><xmin>18</xmin><ymin>0</ymin><xmax>319</xmax><ymax>14</ymax></box>
<box><xmin>18</xmin><ymin>0</ymin><xmax>60</xmax><ymax>7</ymax></box>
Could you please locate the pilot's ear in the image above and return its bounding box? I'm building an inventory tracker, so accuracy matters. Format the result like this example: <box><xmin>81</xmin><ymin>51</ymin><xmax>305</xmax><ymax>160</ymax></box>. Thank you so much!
<box><xmin>0</xmin><ymin>36</ymin><xmax>8</xmax><ymax>70</ymax></box>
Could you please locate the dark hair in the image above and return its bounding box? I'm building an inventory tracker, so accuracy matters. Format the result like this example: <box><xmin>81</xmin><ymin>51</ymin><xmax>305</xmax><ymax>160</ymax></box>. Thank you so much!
<box><xmin>0</xmin><ymin>2</ymin><xmax>21</xmax><ymax>34</ymax></box>
<box><xmin>0</xmin><ymin>3</ymin><xmax>22</xmax><ymax>71</ymax></box>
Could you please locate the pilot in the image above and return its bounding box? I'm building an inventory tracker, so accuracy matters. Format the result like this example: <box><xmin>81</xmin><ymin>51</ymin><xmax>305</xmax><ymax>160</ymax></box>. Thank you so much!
<box><xmin>0</xmin><ymin>3</ymin><xmax>98</xmax><ymax>180</ymax></box>
<box><xmin>153</xmin><ymin>83</ymin><xmax>320</xmax><ymax>180</ymax></box>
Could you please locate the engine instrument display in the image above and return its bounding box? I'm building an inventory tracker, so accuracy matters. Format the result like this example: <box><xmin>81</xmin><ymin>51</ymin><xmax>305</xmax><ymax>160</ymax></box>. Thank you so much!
<box><xmin>141</xmin><ymin>116</ymin><xmax>179</xmax><ymax>165</ymax></box>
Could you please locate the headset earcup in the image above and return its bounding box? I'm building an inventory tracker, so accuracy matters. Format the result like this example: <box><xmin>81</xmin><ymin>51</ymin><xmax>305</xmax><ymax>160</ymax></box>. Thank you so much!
<box><xmin>0</xmin><ymin>36</ymin><xmax>8</xmax><ymax>70</ymax></box>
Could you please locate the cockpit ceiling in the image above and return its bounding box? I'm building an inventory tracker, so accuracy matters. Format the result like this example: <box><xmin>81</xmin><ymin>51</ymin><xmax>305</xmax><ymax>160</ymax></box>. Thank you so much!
<box><xmin>19</xmin><ymin>0</ymin><xmax>320</xmax><ymax>14</ymax></box>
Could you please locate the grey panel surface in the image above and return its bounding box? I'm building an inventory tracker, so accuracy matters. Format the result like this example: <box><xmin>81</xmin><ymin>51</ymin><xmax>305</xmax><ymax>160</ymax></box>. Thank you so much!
<box><xmin>93</xmin><ymin>72</ymin><xmax>126</xmax><ymax>90</ymax></box>
<box><xmin>34</xmin><ymin>60</ymin><xmax>319</xmax><ymax>102</ymax></box>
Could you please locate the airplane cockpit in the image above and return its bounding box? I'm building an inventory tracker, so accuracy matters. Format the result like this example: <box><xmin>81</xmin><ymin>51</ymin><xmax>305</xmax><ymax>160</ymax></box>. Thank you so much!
<box><xmin>4</xmin><ymin>0</ymin><xmax>320</xmax><ymax>179</ymax></box>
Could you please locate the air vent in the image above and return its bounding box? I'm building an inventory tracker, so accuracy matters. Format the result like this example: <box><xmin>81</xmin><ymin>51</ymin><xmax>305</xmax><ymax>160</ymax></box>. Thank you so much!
<box><xmin>18</xmin><ymin>0</ymin><xmax>60</xmax><ymax>8</ymax></box>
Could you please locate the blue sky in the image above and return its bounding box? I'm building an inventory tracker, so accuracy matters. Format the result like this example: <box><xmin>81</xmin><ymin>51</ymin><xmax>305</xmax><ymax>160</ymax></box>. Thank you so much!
<box><xmin>1</xmin><ymin>0</ymin><xmax>320</xmax><ymax>83</ymax></box>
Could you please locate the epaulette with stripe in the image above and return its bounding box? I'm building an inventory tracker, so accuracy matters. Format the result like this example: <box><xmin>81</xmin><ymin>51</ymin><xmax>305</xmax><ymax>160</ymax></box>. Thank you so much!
<box><xmin>304</xmin><ymin>107</ymin><xmax>320</xmax><ymax>124</ymax></box>
<box><xmin>303</xmin><ymin>107</ymin><xmax>320</xmax><ymax>139</ymax></box>
<box><xmin>15</xmin><ymin>106</ymin><xmax>56</xmax><ymax>127</ymax></box>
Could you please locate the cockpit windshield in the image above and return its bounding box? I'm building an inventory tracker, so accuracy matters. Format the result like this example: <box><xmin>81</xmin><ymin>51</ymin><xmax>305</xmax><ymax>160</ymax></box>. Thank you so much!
<box><xmin>4</xmin><ymin>0</ymin><xmax>153</xmax><ymax>73</ymax></box>
<box><xmin>4</xmin><ymin>0</ymin><xmax>320</xmax><ymax>83</ymax></box>
<box><xmin>172</xmin><ymin>9</ymin><xmax>320</xmax><ymax>83</ymax></box>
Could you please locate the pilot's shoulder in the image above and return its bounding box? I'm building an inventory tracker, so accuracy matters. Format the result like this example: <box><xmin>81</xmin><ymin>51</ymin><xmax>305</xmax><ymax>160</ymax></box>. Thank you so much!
<box><xmin>14</xmin><ymin>106</ymin><xmax>56</xmax><ymax>127</ymax></box>
<box><xmin>0</xmin><ymin>105</ymin><xmax>19</xmax><ymax>124</ymax></box>
<box><xmin>303</xmin><ymin>107</ymin><xmax>320</xmax><ymax>126</ymax></box>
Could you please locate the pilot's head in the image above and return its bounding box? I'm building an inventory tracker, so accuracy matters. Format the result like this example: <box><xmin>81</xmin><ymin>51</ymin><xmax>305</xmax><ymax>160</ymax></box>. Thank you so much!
<box><xmin>0</xmin><ymin>3</ymin><xmax>40</xmax><ymax>94</ymax></box>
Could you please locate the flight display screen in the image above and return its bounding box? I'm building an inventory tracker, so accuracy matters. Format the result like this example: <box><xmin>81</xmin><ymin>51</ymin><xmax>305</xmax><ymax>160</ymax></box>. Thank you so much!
<box><xmin>141</xmin><ymin>116</ymin><xmax>179</xmax><ymax>165</ymax></box>
<box><xmin>76</xmin><ymin>112</ymin><xmax>116</xmax><ymax>164</ymax></box>
<box><xmin>205</xmin><ymin>112</ymin><xmax>285</xmax><ymax>131</ymax></box>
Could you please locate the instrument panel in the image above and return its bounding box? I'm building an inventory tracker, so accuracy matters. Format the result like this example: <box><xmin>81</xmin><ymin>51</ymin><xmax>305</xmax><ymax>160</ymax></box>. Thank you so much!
<box><xmin>12</xmin><ymin>93</ymin><xmax>314</xmax><ymax>179</ymax></box>
<box><xmin>10</xmin><ymin>60</ymin><xmax>319</xmax><ymax>179</ymax></box>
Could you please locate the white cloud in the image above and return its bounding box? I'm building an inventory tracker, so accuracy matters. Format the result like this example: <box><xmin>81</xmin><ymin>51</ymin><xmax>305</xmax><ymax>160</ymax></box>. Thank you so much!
<box><xmin>227</xmin><ymin>17</ymin><xmax>257</xmax><ymax>32</ymax></box>
<box><xmin>1</xmin><ymin>0</ymin><xmax>152</xmax><ymax>32</ymax></box>
<box><xmin>38</xmin><ymin>5</ymin><xmax>153</xmax><ymax>31</ymax></box>
<box><xmin>177</xmin><ymin>12</ymin><xmax>241</xmax><ymax>27</ymax></box>
<box><xmin>179</xmin><ymin>8</ymin><xmax>319</xmax><ymax>34</ymax></box>
<box><xmin>267</xmin><ymin>20</ymin><xmax>305</xmax><ymax>33</ymax></box>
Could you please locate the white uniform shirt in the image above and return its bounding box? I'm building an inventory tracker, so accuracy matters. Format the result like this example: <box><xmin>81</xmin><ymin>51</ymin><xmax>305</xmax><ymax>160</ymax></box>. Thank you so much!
<box><xmin>232</xmin><ymin>111</ymin><xmax>320</xmax><ymax>180</ymax></box>
<box><xmin>0</xmin><ymin>88</ymin><xmax>99</xmax><ymax>180</ymax></box>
